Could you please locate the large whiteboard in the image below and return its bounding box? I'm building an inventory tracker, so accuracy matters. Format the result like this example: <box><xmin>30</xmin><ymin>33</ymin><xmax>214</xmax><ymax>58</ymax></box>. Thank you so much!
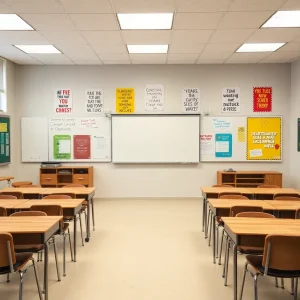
<box><xmin>112</xmin><ymin>115</ymin><xmax>200</xmax><ymax>163</ymax></box>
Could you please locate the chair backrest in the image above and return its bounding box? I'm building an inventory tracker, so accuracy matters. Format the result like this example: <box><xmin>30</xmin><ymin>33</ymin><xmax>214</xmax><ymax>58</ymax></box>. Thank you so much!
<box><xmin>63</xmin><ymin>184</ymin><xmax>86</xmax><ymax>188</ymax></box>
<box><xmin>0</xmin><ymin>207</ymin><xmax>7</xmax><ymax>216</ymax></box>
<box><xmin>30</xmin><ymin>205</ymin><xmax>63</xmax><ymax>227</ymax></box>
<box><xmin>274</xmin><ymin>194</ymin><xmax>300</xmax><ymax>200</ymax></box>
<box><xmin>295</xmin><ymin>209</ymin><xmax>300</xmax><ymax>219</ymax></box>
<box><xmin>12</xmin><ymin>181</ymin><xmax>32</xmax><ymax>188</ymax></box>
<box><xmin>262</xmin><ymin>235</ymin><xmax>300</xmax><ymax>271</ymax></box>
<box><xmin>0</xmin><ymin>233</ymin><xmax>16</xmax><ymax>269</ymax></box>
<box><xmin>20</xmin><ymin>184</ymin><xmax>41</xmax><ymax>188</ymax></box>
<box><xmin>219</xmin><ymin>194</ymin><xmax>248</xmax><ymax>200</ymax></box>
<box><xmin>10</xmin><ymin>211</ymin><xmax>47</xmax><ymax>217</ymax></box>
<box><xmin>43</xmin><ymin>194</ymin><xmax>73</xmax><ymax>199</ymax></box>
<box><xmin>0</xmin><ymin>195</ymin><xmax>17</xmax><ymax>200</ymax></box>
<box><xmin>236</xmin><ymin>212</ymin><xmax>275</xmax><ymax>218</ymax></box>
<box><xmin>0</xmin><ymin>192</ymin><xmax>23</xmax><ymax>199</ymax></box>
<box><xmin>212</xmin><ymin>184</ymin><xmax>233</xmax><ymax>188</ymax></box>
<box><xmin>257</xmin><ymin>184</ymin><xmax>280</xmax><ymax>188</ymax></box>
<box><xmin>229</xmin><ymin>206</ymin><xmax>263</xmax><ymax>217</ymax></box>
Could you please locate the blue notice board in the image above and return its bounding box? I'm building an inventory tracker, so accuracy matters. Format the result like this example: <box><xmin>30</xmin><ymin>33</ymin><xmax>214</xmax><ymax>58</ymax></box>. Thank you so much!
<box><xmin>215</xmin><ymin>133</ymin><xmax>232</xmax><ymax>157</ymax></box>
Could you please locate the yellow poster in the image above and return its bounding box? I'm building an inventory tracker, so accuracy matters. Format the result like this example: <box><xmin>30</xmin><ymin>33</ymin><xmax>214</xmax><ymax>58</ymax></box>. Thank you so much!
<box><xmin>116</xmin><ymin>88</ymin><xmax>134</xmax><ymax>114</ymax></box>
<box><xmin>0</xmin><ymin>123</ymin><xmax>7</xmax><ymax>133</ymax></box>
<box><xmin>237</xmin><ymin>126</ymin><xmax>245</xmax><ymax>142</ymax></box>
<box><xmin>247</xmin><ymin>117</ymin><xmax>282</xmax><ymax>160</ymax></box>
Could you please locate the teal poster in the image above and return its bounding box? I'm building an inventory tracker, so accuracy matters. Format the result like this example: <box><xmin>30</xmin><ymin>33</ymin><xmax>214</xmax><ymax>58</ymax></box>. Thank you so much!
<box><xmin>215</xmin><ymin>133</ymin><xmax>232</xmax><ymax>157</ymax></box>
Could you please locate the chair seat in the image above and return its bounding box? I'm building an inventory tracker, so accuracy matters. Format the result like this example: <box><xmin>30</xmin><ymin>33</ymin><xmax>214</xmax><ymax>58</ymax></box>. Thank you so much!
<box><xmin>238</xmin><ymin>246</ymin><xmax>263</xmax><ymax>254</ymax></box>
<box><xmin>246</xmin><ymin>255</ymin><xmax>300</xmax><ymax>278</ymax></box>
<box><xmin>12</xmin><ymin>181</ymin><xmax>32</xmax><ymax>187</ymax></box>
<box><xmin>0</xmin><ymin>252</ymin><xmax>33</xmax><ymax>274</ymax></box>
<box><xmin>14</xmin><ymin>244</ymin><xmax>44</xmax><ymax>253</ymax></box>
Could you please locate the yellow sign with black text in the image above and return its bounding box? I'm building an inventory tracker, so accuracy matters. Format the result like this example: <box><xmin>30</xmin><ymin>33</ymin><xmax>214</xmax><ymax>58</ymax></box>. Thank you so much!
<box><xmin>116</xmin><ymin>88</ymin><xmax>134</xmax><ymax>114</ymax></box>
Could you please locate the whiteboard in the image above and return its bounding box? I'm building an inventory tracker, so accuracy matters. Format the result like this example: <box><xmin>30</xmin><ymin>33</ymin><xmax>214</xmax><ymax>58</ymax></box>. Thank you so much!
<box><xmin>21</xmin><ymin>117</ymin><xmax>49</xmax><ymax>162</ymax></box>
<box><xmin>112</xmin><ymin>115</ymin><xmax>200</xmax><ymax>163</ymax></box>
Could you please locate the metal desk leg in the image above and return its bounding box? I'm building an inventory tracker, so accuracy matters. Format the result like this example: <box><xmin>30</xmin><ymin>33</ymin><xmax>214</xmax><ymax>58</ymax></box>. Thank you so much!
<box><xmin>212</xmin><ymin>213</ymin><xmax>216</xmax><ymax>264</ymax></box>
<box><xmin>85</xmin><ymin>198</ymin><xmax>91</xmax><ymax>242</ymax></box>
<box><xmin>44</xmin><ymin>242</ymin><xmax>49</xmax><ymax>300</ymax></box>
<box><xmin>91</xmin><ymin>197</ymin><xmax>95</xmax><ymax>231</ymax></box>
<box><xmin>74</xmin><ymin>215</ymin><xmax>77</xmax><ymax>262</ymax></box>
<box><xmin>7</xmin><ymin>179</ymin><xmax>11</xmax><ymax>187</ymax></box>
<box><xmin>202</xmin><ymin>196</ymin><xmax>205</xmax><ymax>232</ymax></box>
<box><xmin>233</xmin><ymin>243</ymin><xmax>238</xmax><ymax>300</ymax></box>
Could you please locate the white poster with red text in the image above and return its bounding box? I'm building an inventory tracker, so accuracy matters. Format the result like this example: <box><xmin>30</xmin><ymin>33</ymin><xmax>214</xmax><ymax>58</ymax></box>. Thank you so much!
<box><xmin>55</xmin><ymin>89</ymin><xmax>72</xmax><ymax>114</ymax></box>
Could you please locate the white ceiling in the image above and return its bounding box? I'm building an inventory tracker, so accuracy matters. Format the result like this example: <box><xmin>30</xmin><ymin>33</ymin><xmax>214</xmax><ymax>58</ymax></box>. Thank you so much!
<box><xmin>0</xmin><ymin>0</ymin><xmax>300</xmax><ymax>65</ymax></box>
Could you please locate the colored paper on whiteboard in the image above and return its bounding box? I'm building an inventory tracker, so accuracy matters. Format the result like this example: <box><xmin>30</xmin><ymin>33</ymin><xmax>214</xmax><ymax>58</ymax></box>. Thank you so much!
<box><xmin>74</xmin><ymin>135</ymin><xmax>91</xmax><ymax>159</ymax></box>
<box><xmin>237</xmin><ymin>126</ymin><xmax>245</xmax><ymax>142</ymax></box>
<box><xmin>215</xmin><ymin>133</ymin><xmax>232</xmax><ymax>157</ymax></box>
<box><xmin>53</xmin><ymin>135</ymin><xmax>71</xmax><ymax>160</ymax></box>
<box><xmin>0</xmin><ymin>123</ymin><xmax>7</xmax><ymax>132</ymax></box>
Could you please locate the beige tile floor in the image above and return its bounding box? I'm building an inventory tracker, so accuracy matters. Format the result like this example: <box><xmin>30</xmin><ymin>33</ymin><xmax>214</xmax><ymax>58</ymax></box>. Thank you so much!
<box><xmin>0</xmin><ymin>198</ymin><xmax>297</xmax><ymax>300</ymax></box>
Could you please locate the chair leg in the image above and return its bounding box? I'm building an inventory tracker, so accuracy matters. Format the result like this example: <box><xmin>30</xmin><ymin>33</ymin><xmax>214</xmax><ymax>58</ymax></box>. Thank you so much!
<box><xmin>53</xmin><ymin>238</ymin><xmax>61</xmax><ymax>281</ymax></box>
<box><xmin>68</xmin><ymin>228</ymin><xmax>74</xmax><ymax>262</ymax></box>
<box><xmin>275</xmin><ymin>277</ymin><xmax>279</xmax><ymax>287</ymax></box>
<box><xmin>19</xmin><ymin>271</ymin><xmax>24</xmax><ymax>300</ymax></box>
<box><xmin>32</xmin><ymin>258</ymin><xmax>43</xmax><ymax>300</ymax></box>
<box><xmin>91</xmin><ymin>197</ymin><xmax>95</xmax><ymax>231</ymax></box>
<box><xmin>281</xmin><ymin>278</ymin><xmax>285</xmax><ymax>289</ymax></box>
<box><xmin>79</xmin><ymin>213</ymin><xmax>84</xmax><ymax>246</ymax></box>
<box><xmin>292</xmin><ymin>279</ymin><xmax>295</xmax><ymax>295</ymax></box>
<box><xmin>254</xmin><ymin>274</ymin><xmax>259</xmax><ymax>300</ymax></box>
<box><xmin>239</xmin><ymin>262</ymin><xmax>248</xmax><ymax>300</ymax></box>
<box><xmin>6</xmin><ymin>274</ymin><xmax>10</xmax><ymax>282</ymax></box>
<box><xmin>294</xmin><ymin>278</ymin><xmax>298</xmax><ymax>300</ymax></box>
<box><xmin>218</xmin><ymin>229</ymin><xmax>225</xmax><ymax>265</ymax></box>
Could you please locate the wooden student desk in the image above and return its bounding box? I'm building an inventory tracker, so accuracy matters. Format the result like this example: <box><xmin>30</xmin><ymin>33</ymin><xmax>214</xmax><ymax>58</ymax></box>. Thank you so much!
<box><xmin>0</xmin><ymin>199</ymin><xmax>28</xmax><ymax>209</ymax></box>
<box><xmin>222</xmin><ymin>217</ymin><xmax>300</xmax><ymax>300</ymax></box>
<box><xmin>247</xmin><ymin>188</ymin><xmax>298</xmax><ymax>198</ymax></box>
<box><xmin>14</xmin><ymin>199</ymin><xmax>84</xmax><ymax>262</ymax></box>
<box><xmin>1</xmin><ymin>187</ymin><xmax>96</xmax><ymax>242</ymax></box>
<box><xmin>0</xmin><ymin>216</ymin><xmax>62</xmax><ymax>300</ymax></box>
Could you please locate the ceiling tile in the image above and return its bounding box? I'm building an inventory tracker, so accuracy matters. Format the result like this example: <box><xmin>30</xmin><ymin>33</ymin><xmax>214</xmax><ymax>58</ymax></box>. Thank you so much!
<box><xmin>278</xmin><ymin>42</ymin><xmax>300</xmax><ymax>52</ymax></box>
<box><xmin>20</xmin><ymin>14</ymin><xmax>76</xmax><ymax>30</ymax></box>
<box><xmin>196</xmin><ymin>58</ymin><xmax>226</xmax><ymax>64</ymax></box>
<box><xmin>39</xmin><ymin>31</ymin><xmax>87</xmax><ymax>45</ymax></box>
<box><xmin>260</xmin><ymin>51</ymin><xmax>300</xmax><ymax>63</ymax></box>
<box><xmin>247</xmin><ymin>29</ymin><xmax>300</xmax><ymax>43</ymax></box>
<box><xmin>174</xmin><ymin>13</ymin><xmax>223</xmax><ymax>30</ymax></box>
<box><xmin>225</xmin><ymin>52</ymin><xmax>270</xmax><ymax>63</ymax></box>
<box><xmin>112</xmin><ymin>0</ymin><xmax>177</xmax><ymax>13</ymax></box>
<box><xmin>0</xmin><ymin>2</ymin><xmax>14</xmax><ymax>13</ymax></box>
<box><xmin>30</xmin><ymin>54</ymin><xmax>74</xmax><ymax>64</ymax></box>
<box><xmin>167</xmin><ymin>60</ymin><xmax>196</xmax><ymax>64</ymax></box>
<box><xmin>73</xmin><ymin>60</ymin><xmax>103</xmax><ymax>65</ymax></box>
<box><xmin>82</xmin><ymin>31</ymin><xmax>123</xmax><ymax>46</ymax></box>
<box><xmin>199</xmin><ymin>52</ymin><xmax>232</xmax><ymax>60</ymax></box>
<box><xmin>58</xmin><ymin>0</ymin><xmax>113</xmax><ymax>13</ymax></box>
<box><xmin>103</xmin><ymin>60</ymin><xmax>131</xmax><ymax>64</ymax></box>
<box><xmin>167</xmin><ymin>53</ymin><xmax>199</xmax><ymax>60</ymax></box>
<box><xmin>69</xmin><ymin>14</ymin><xmax>119</xmax><ymax>30</ymax></box>
<box><xmin>14</xmin><ymin>60</ymin><xmax>43</xmax><ymax>65</ymax></box>
<box><xmin>58</xmin><ymin>45</ymin><xmax>98</xmax><ymax>60</ymax></box>
<box><xmin>177</xmin><ymin>0</ymin><xmax>231</xmax><ymax>12</ymax></box>
<box><xmin>203</xmin><ymin>43</ymin><xmax>240</xmax><ymax>53</ymax></box>
<box><xmin>229</xmin><ymin>0</ymin><xmax>286</xmax><ymax>11</ymax></box>
<box><xmin>92</xmin><ymin>43</ymin><xmax>127</xmax><ymax>54</ymax></box>
<box><xmin>218</xmin><ymin>11</ymin><xmax>274</xmax><ymax>29</ymax></box>
<box><xmin>130</xmin><ymin>54</ymin><xmax>167</xmax><ymax>61</ymax></box>
<box><xmin>169</xmin><ymin>42</ymin><xmax>205</xmax><ymax>53</ymax></box>
<box><xmin>122</xmin><ymin>30</ymin><xmax>172</xmax><ymax>44</ymax></box>
<box><xmin>0</xmin><ymin>45</ymin><xmax>37</xmax><ymax>61</ymax></box>
<box><xmin>0</xmin><ymin>31</ymin><xmax>49</xmax><ymax>45</ymax></box>
<box><xmin>132</xmin><ymin>60</ymin><xmax>166</xmax><ymax>64</ymax></box>
<box><xmin>279</xmin><ymin>0</ymin><xmax>300</xmax><ymax>10</ymax></box>
<box><xmin>6</xmin><ymin>0</ymin><xmax>64</xmax><ymax>13</ymax></box>
<box><xmin>98</xmin><ymin>53</ymin><xmax>129</xmax><ymax>60</ymax></box>
<box><xmin>210</xmin><ymin>29</ymin><xmax>256</xmax><ymax>43</ymax></box>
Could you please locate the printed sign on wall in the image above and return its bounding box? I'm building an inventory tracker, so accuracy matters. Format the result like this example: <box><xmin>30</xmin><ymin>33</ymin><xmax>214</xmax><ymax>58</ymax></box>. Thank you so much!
<box><xmin>74</xmin><ymin>135</ymin><xmax>91</xmax><ymax>159</ymax></box>
<box><xmin>53</xmin><ymin>135</ymin><xmax>71</xmax><ymax>159</ymax></box>
<box><xmin>182</xmin><ymin>88</ymin><xmax>200</xmax><ymax>113</ymax></box>
<box><xmin>145</xmin><ymin>84</ymin><xmax>164</xmax><ymax>111</ymax></box>
<box><xmin>222</xmin><ymin>88</ymin><xmax>240</xmax><ymax>113</ymax></box>
<box><xmin>116</xmin><ymin>88</ymin><xmax>134</xmax><ymax>114</ymax></box>
<box><xmin>215</xmin><ymin>133</ymin><xmax>232</xmax><ymax>158</ymax></box>
<box><xmin>253</xmin><ymin>87</ymin><xmax>272</xmax><ymax>112</ymax></box>
<box><xmin>85</xmin><ymin>89</ymin><xmax>103</xmax><ymax>113</ymax></box>
<box><xmin>55</xmin><ymin>89</ymin><xmax>72</xmax><ymax>114</ymax></box>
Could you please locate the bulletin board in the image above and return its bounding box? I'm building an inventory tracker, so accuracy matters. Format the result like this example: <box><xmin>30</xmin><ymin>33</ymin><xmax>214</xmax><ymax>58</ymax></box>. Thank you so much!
<box><xmin>0</xmin><ymin>115</ymin><xmax>10</xmax><ymax>165</ymax></box>
<box><xmin>200</xmin><ymin>116</ymin><xmax>282</xmax><ymax>162</ymax></box>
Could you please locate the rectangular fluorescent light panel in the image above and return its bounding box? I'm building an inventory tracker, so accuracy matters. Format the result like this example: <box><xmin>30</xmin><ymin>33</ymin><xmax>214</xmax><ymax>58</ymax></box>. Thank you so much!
<box><xmin>117</xmin><ymin>13</ymin><xmax>173</xmax><ymax>29</ymax></box>
<box><xmin>14</xmin><ymin>45</ymin><xmax>61</xmax><ymax>54</ymax></box>
<box><xmin>0</xmin><ymin>14</ymin><xmax>33</xmax><ymax>30</ymax></box>
<box><xmin>236</xmin><ymin>43</ymin><xmax>285</xmax><ymax>52</ymax></box>
<box><xmin>262</xmin><ymin>11</ymin><xmax>300</xmax><ymax>28</ymax></box>
<box><xmin>127</xmin><ymin>45</ymin><xmax>168</xmax><ymax>54</ymax></box>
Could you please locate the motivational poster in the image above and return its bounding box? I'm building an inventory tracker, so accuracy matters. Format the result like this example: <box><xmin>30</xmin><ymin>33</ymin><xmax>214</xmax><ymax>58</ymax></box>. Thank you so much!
<box><xmin>145</xmin><ymin>84</ymin><xmax>164</xmax><ymax>111</ymax></box>
<box><xmin>55</xmin><ymin>89</ymin><xmax>72</xmax><ymax>114</ymax></box>
<box><xmin>253</xmin><ymin>87</ymin><xmax>272</xmax><ymax>112</ymax></box>
<box><xmin>53</xmin><ymin>135</ymin><xmax>71</xmax><ymax>159</ymax></box>
<box><xmin>182</xmin><ymin>88</ymin><xmax>200</xmax><ymax>113</ymax></box>
<box><xmin>85</xmin><ymin>89</ymin><xmax>103</xmax><ymax>113</ymax></box>
<box><xmin>116</xmin><ymin>88</ymin><xmax>134</xmax><ymax>113</ymax></box>
<box><xmin>74</xmin><ymin>135</ymin><xmax>91</xmax><ymax>159</ymax></box>
<box><xmin>222</xmin><ymin>87</ymin><xmax>240</xmax><ymax>113</ymax></box>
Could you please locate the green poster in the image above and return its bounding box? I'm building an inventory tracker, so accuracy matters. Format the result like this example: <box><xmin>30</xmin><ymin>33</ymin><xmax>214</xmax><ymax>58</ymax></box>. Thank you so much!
<box><xmin>53</xmin><ymin>135</ymin><xmax>71</xmax><ymax>159</ymax></box>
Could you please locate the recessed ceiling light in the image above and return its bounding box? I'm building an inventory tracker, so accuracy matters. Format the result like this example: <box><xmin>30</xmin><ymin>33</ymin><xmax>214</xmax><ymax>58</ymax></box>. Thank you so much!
<box><xmin>14</xmin><ymin>45</ymin><xmax>61</xmax><ymax>54</ymax></box>
<box><xmin>0</xmin><ymin>14</ymin><xmax>33</xmax><ymax>30</ymax></box>
<box><xmin>262</xmin><ymin>11</ymin><xmax>300</xmax><ymax>28</ymax></box>
<box><xmin>236</xmin><ymin>43</ymin><xmax>285</xmax><ymax>52</ymax></box>
<box><xmin>117</xmin><ymin>13</ymin><xmax>173</xmax><ymax>30</ymax></box>
<box><xmin>127</xmin><ymin>45</ymin><xmax>169</xmax><ymax>54</ymax></box>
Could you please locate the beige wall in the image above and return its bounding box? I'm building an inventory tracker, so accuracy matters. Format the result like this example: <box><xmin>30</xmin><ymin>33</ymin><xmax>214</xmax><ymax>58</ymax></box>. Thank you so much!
<box><xmin>14</xmin><ymin>64</ymin><xmax>291</xmax><ymax>198</ymax></box>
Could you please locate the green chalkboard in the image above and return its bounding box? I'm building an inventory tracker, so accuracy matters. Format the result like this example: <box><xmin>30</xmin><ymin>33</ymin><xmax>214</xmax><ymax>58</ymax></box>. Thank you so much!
<box><xmin>0</xmin><ymin>115</ymin><xmax>10</xmax><ymax>164</ymax></box>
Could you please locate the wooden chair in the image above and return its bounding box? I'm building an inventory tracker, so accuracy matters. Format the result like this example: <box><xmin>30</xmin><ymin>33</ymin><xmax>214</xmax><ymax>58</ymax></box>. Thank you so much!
<box><xmin>31</xmin><ymin>205</ymin><xmax>73</xmax><ymax>277</ymax></box>
<box><xmin>0</xmin><ymin>192</ymin><xmax>23</xmax><ymax>199</ymax></box>
<box><xmin>12</xmin><ymin>181</ymin><xmax>32</xmax><ymax>187</ymax></box>
<box><xmin>44</xmin><ymin>193</ymin><xmax>76</xmax><ymax>199</ymax></box>
<box><xmin>240</xmin><ymin>235</ymin><xmax>300</xmax><ymax>300</ymax></box>
<box><xmin>20</xmin><ymin>184</ymin><xmax>41</xmax><ymax>188</ymax></box>
<box><xmin>236</xmin><ymin>212</ymin><xmax>275</xmax><ymax>218</ymax></box>
<box><xmin>0</xmin><ymin>232</ymin><xmax>42</xmax><ymax>300</ymax></box>
<box><xmin>229</xmin><ymin>206</ymin><xmax>263</xmax><ymax>217</ymax></box>
<box><xmin>274</xmin><ymin>194</ymin><xmax>300</xmax><ymax>200</ymax></box>
<box><xmin>218</xmin><ymin>192</ymin><xmax>242</xmax><ymax>198</ymax></box>
<box><xmin>0</xmin><ymin>195</ymin><xmax>17</xmax><ymax>200</ymax></box>
<box><xmin>0</xmin><ymin>207</ymin><xmax>7</xmax><ymax>216</ymax></box>
<box><xmin>257</xmin><ymin>184</ymin><xmax>280</xmax><ymax>188</ymax></box>
<box><xmin>212</xmin><ymin>184</ymin><xmax>233</xmax><ymax>187</ymax></box>
<box><xmin>219</xmin><ymin>194</ymin><xmax>249</xmax><ymax>200</ymax></box>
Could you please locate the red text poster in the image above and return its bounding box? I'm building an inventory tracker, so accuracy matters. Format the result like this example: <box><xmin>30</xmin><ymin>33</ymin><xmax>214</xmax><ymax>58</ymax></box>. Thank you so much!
<box><xmin>253</xmin><ymin>87</ymin><xmax>272</xmax><ymax>112</ymax></box>
<box><xmin>73</xmin><ymin>135</ymin><xmax>91</xmax><ymax>159</ymax></box>
<box><xmin>55</xmin><ymin>89</ymin><xmax>72</xmax><ymax>114</ymax></box>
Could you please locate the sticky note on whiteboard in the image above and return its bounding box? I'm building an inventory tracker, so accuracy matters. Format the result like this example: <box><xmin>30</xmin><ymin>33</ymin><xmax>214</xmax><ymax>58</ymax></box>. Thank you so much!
<box><xmin>250</xmin><ymin>149</ymin><xmax>263</xmax><ymax>157</ymax></box>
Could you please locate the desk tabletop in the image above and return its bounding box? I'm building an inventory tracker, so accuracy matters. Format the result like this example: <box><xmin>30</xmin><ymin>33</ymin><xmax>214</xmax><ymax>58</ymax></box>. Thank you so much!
<box><xmin>0</xmin><ymin>199</ymin><xmax>29</xmax><ymax>209</ymax></box>
<box><xmin>208</xmin><ymin>199</ymin><xmax>275</xmax><ymax>210</ymax></box>
<box><xmin>201</xmin><ymin>187</ymin><xmax>252</xmax><ymax>194</ymax></box>
<box><xmin>222</xmin><ymin>217</ymin><xmax>300</xmax><ymax>236</ymax></box>
<box><xmin>247</xmin><ymin>188</ymin><xmax>298</xmax><ymax>195</ymax></box>
<box><xmin>0</xmin><ymin>187</ymin><xmax>96</xmax><ymax>195</ymax></box>
<box><xmin>0</xmin><ymin>216</ymin><xmax>63</xmax><ymax>233</ymax></box>
<box><xmin>14</xmin><ymin>199</ymin><xmax>84</xmax><ymax>209</ymax></box>
<box><xmin>265</xmin><ymin>200</ymin><xmax>300</xmax><ymax>211</ymax></box>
